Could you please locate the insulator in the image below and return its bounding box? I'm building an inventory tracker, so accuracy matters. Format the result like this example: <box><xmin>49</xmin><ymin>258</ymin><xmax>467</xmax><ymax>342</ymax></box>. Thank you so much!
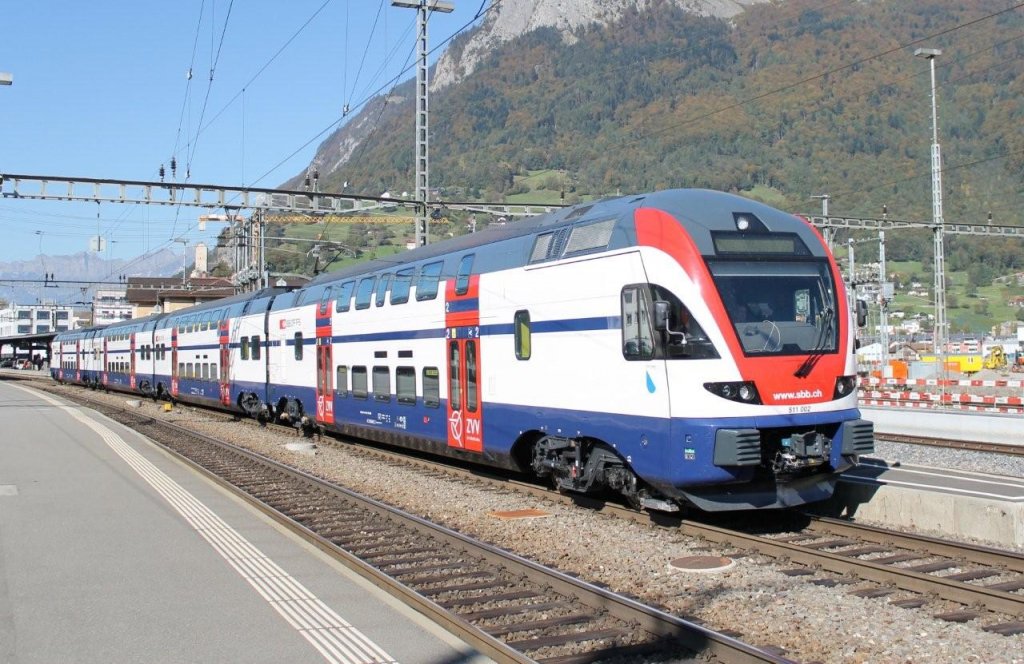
<box><xmin>159</xmin><ymin>164</ymin><xmax>165</xmax><ymax>181</ymax></box>
<box><xmin>170</xmin><ymin>157</ymin><xmax>177</xmax><ymax>177</ymax></box>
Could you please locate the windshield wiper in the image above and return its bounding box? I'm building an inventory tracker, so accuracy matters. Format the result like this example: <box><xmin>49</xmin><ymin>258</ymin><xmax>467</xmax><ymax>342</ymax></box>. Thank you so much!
<box><xmin>794</xmin><ymin>307</ymin><xmax>834</xmax><ymax>378</ymax></box>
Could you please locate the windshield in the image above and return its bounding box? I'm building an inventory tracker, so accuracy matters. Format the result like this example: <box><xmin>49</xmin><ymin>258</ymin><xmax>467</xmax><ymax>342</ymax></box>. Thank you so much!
<box><xmin>708</xmin><ymin>259</ymin><xmax>838</xmax><ymax>356</ymax></box>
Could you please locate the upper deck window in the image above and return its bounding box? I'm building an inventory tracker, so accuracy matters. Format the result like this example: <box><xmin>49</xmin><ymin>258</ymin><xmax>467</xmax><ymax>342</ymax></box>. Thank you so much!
<box><xmin>416</xmin><ymin>261</ymin><xmax>443</xmax><ymax>301</ymax></box>
<box><xmin>375</xmin><ymin>273</ymin><xmax>392</xmax><ymax>307</ymax></box>
<box><xmin>391</xmin><ymin>267</ymin><xmax>414</xmax><ymax>305</ymax></box>
<box><xmin>334</xmin><ymin>281</ymin><xmax>355</xmax><ymax>312</ymax></box>
<box><xmin>355</xmin><ymin>276</ymin><xmax>376</xmax><ymax>310</ymax></box>
<box><xmin>455</xmin><ymin>255</ymin><xmax>474</xmax><ymax>295</ymax></box>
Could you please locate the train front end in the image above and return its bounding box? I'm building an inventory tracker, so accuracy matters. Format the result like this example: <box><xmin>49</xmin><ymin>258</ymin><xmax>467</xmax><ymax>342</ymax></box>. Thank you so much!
<box><xmin>633</xmin><ymin>190</ymin><xmax>874</xmax><ymax>511</ymax></box>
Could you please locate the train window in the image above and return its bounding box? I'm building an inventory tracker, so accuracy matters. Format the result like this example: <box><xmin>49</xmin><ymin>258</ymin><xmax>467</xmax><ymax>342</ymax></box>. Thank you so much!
<box><xmin>241</xmin><ymin>337</ymin><xmax>250</xmax><ymax>361</ymax></box>
<box><xmin>448</xmin><ymin>341</ymin><xmax>461</xmax><ymax>410</ymax></box>
<box><xmin>416</xmin><ymin>261</ymin><xmax>443</xmax><ymax>301</ymax></box>
<box><xmin>621</xmin><ymin>286</ymin><xmax>655</xmax><ymax>360</ymax></box>
<box><xmin>251</xmin><ymin>335</ymin><xmax>261</xmax><ymax>360</ymax></box>
<box><xmin>351</xmin><ymin>366</ymin><xmax>368</xmax><ymax>399</ymax></box>
<box><xmin>212</xmin><ymin>364</ymin><xmax>219</xmax><ymax>381</ymax></box>
<box><xmin>355</xmin><ymin>276</ymin><xmax>376</xmax><ymax>310</ymax></box>
<box><xmin>466</xmin><ymin>340</ymin><xmax>478</xmax><ymax>413</ymax></box>
<box><xmin>529</xmin><ymin>233</ymin><xmax>553</xmax><ymax>263</ymax></box>
<box><xmin>178</xmin><ymin>362</ymin><xmax>185</xmax><ymax>376</ymax></box>
<box><xmin>391</xmin><ymin>267</ymin><xmax>414</xmax><ymax>305</ymax></box>
<box><xmin>455</xmin><ymin>254</ymin><xmax>474</xmax><ymax>295</ymax></box>
<box><xmin>319</xmin><ymin>286</ymin><xmax>332</xmax><ymax>315</ymax></box>
<box><xmin>375</xmin><ymin>273</ymin><xmax>392</xmax><ymax>307</ymax></box>
<box><xmin>396</xmin><ymin>367</ymin><xmax>416</xmax><ymax>404</ymax></box>
<box><xmin>372</xmin><ymin>366</ymin><xmax>390</xmax><ymax>402</ymax></box>
<box><xmin>201</xmin><ymin>363</ymin><xmax>208</xmax><ymax>380</ymax></box>
<box><xmin>335</xmin><ymin>281</ymin><xmax>355</xmax><ymax>312</ymax></box>
<box><xmin>649</xmin><ymin>284</ymin><xmax>719</xmax><ymax>360</ymax></box>
<box><xmin>564</xmin><ymin>219</ymin><xmax>615</xmax><ymax>257</ymax></box>
<box><xmin>423</xmin><ymin>367</ymin><xmax>440</xmax><ymax>408</ymax></box>
<box><xmin>187</xmin><ymin>363</ymin><xmax>194</xmax><ymax>378</ymax></box>
<box><xmin>530</xmin><ymin>228</ymin><xmax>571</xmax><ymax>263</ymax></box>
<box><xmin>335</xmin><ymin>366</ymin><xmax>348</xmax><ymax>397</ymax></box>
<box><xmin>294</xmin><ymin>332</ymin><xmax>304</xmax><ymax>361</ymax></box>
<box><xmin>710</xmin><ymin>260</ymin><xmax>836</xmax><ymax>355</ymax></box>
<box><xmin>514</xmin><ymin>310</ymin><xmax>531</xmax><ymax>360</ymax></box>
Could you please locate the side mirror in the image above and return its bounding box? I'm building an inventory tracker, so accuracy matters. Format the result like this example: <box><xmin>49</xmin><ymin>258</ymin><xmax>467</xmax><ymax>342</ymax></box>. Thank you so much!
<box><xmin>653</xmin><ymin>300</ymin><xmax>671</xmax><ymax>331</ymax></box>
<box><xmin>856</xmin><ymin>299</ymin><xmax>868</xmax><ymax>328</ymax></box>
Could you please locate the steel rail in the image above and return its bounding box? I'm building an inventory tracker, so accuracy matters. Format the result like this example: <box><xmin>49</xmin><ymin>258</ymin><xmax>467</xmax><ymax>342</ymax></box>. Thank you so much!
<box><xmin>876</xmin><ymin>432</ymin><xmax>1024</xmax><ymax>458</ymax></box>
<box><xmin>61</xmin><ymin>388</ymin><xmax>787</xmax><ymax>664</ymax></box>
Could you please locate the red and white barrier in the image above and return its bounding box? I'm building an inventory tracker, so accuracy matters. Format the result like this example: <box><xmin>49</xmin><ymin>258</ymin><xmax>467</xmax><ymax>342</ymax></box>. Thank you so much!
<box><xmin>861</xmin><ymin>390</ymin><xmax>1023</xmax><ymax>407</ymax></box>
<box><xmin>860</xmin><ymin>377</ymin><xmax>1024</xmax><ymax>389</ymax></box>
<box><xmin>859</xmin><ymin>398</ymin><xmax>1021</xmax><ymax>414</ymax></box>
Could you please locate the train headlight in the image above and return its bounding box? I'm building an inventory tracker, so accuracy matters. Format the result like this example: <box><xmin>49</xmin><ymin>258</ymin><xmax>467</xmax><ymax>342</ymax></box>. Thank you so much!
<box><xmin>833</xmin><ymin>375</ymin><xmax>858</xmax><ymax>399</ymax></box>
<box><xmin>704</xmin><ymin>381</ymin><xmax>761</xmax><ymax>404</ymax></box>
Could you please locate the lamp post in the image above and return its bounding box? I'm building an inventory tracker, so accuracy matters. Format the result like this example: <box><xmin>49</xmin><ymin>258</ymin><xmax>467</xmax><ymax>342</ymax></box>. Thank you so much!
<box><xmin>914</xmin><ymin>47</ymin><xmax>947</xmax><ymax>372</ymax></box>
<box><xmin>392</xmin><ymin>0</ymin><xmax>455</xmax><ymax>247</ymax></box>
<box><xmin>173</xmin><ymin>238</ymin><xmax>189</xmax><ymax>287</ymax></box>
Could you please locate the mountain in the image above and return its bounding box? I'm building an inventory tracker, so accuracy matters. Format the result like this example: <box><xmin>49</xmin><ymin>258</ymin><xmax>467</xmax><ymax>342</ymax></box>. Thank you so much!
<box><xmin>0</xmin><ymin>248</ymin><xmax>182</xmax><ymax>306</ymax></box>
<box><xmin>431</xmin><ymin>0</ymin><xmax>767</xmax><ymax>90</ymax></box>
<box><xmin>292</xmin><ymin>0</ymin><xmax>1024</xmax><ymax>225</ymax></box>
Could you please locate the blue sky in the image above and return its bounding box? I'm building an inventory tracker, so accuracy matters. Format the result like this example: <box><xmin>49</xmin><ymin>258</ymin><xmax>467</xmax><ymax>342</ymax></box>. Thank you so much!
<box><xmin>0</xmin><ymin>1</ymin><xmax>480</xmax><ymax>269</ymax></box>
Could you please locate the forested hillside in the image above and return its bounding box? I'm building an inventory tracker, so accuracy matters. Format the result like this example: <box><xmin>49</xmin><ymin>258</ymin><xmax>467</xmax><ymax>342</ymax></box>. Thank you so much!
<box><xmin>305</xmin><ymin>0</ymin><xmax>1023</xmax><ymax>225</ymax></box>
<box><xmin>276</xmin><ymin>0</ymin><xmax>1024</xmax><ymax>331</ymax></box>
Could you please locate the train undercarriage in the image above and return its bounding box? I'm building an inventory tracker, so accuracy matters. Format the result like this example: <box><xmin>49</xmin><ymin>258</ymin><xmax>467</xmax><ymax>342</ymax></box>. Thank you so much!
<box><xmin>528</xmin><ymin>421</ymin><xmax>872</xmax><ymax>512</ymax></box>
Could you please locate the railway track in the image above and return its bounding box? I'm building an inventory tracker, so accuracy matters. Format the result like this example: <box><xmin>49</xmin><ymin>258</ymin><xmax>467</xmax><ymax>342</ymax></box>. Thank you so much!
<box><xmin>19</xmin><ymin>376</ymin><xmax>1024</xmax><ymax>642</ymax></box>
<box><xmin>350</xmin><ymin>443</ymin><xmax>1024</xmax><ymax>634</ymax></box>
<box><xmin>60</xmin><ymin>388</ymin><xmax>786</xmax><ymax>664</ymax></box>
<box><xmin>875</xmin><ymin>432</ymin><xmax>1024</xmax><ymax>457</ymax></box>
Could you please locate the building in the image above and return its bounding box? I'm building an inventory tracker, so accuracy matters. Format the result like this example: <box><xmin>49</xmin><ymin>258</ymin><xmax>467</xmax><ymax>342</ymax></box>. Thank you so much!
<box><xmin>125</xmin><ymin>277</ymin><xmax>237</xmax><ymax>318</ymax></box>
<box><xmin>0</xmin><ymin>303</ymin><xmax>77</xmax><ymax>336</ymax></box>
<box><xmin>92</xmin><ymin>288</ymin><xmax>133</xmax><ymax>326</ymax></box>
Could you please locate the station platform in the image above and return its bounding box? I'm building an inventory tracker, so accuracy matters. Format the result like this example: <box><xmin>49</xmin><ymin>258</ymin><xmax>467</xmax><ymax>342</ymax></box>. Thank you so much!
<box><xmin>828</xmin><ymin>459</ymin><xmax>1024</xmax><ymax>548</ymax></box>
<box><xmin>0</xmin><ymin>380</ymin><xmax>488</xmax><ymax>664</ymax></box>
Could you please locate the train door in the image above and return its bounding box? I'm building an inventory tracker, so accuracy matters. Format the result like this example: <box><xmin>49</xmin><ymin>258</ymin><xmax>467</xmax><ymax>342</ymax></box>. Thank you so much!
<box><xmin>445</xmin><ymin>260</ymin><xmax>482</xmax><ymax>452</ymax></box>
<box><xmin>102</xmin><ymin>337</ymin><xmax>109</xmax><ymax>387</ymax></box>
<box><xmin>75</xmin><ymin>339</ymin><xmax>81</xmax><ymax>382</ymax></box>
<box><xmin>315</xmin><ymin>291</ymin><xmax>334</xmax><ymax>426</ymax></box>
<box><xmin>171</xmin><ymin>327</ymin><xmax>179</xmax><ymax>397</ymax></box>
<box><xmin>129</xmin><ymin>332</ymin><xmax>137</xmax><ymax>390</ymax></box>
<box><xmin>446</xmin><ymin>337</ymin><xmax>482</xmax><ymax>451</ymax></box>
<box><xmin>218</xmin><ymin>319</ymin><xmax>231</xmax><ymax>406</ymax></box>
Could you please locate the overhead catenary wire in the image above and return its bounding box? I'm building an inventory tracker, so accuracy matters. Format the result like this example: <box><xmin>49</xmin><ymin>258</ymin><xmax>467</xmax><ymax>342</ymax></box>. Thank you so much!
<box><xmin>176</xmin><ymin>0</ymin><xmax>334</xmax><ymax>160</ymax></box>
<box><xmin>185</xmin><ymin>0</ymin><xmax>236</xmax><ymax>178</ymax></box>
<box><xmin>251</xmin><ymin>0</ymin><xmax>501</xmax><ymax>189</ymax></box>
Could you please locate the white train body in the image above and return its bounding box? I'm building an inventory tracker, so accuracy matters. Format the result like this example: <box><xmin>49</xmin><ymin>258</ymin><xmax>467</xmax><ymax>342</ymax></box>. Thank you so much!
<box><xmin>53</xmin><ymin>189</ymin><xmax>873</xmax><ymax>511</ymax></box>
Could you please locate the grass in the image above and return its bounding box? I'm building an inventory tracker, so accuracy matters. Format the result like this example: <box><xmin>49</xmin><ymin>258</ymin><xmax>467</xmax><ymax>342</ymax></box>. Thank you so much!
<box><xmin>870</xmin><ymin>260</ymin><xmax>1020</xmax><ymax>335</ymax></box>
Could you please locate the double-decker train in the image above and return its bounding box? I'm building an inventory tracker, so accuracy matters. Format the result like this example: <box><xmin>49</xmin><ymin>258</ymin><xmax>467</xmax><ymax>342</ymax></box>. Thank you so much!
<box><xmin>52</xmin><ymin>189</ymin><xmax>873</xmax><ymax>512</ymax></box>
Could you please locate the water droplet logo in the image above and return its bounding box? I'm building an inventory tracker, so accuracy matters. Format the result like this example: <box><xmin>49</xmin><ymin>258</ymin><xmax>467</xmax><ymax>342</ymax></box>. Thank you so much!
<box><xmin>645</xmin><ymin>371</ymin><xmax>656</xmax><ymax>393</ymax></box>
